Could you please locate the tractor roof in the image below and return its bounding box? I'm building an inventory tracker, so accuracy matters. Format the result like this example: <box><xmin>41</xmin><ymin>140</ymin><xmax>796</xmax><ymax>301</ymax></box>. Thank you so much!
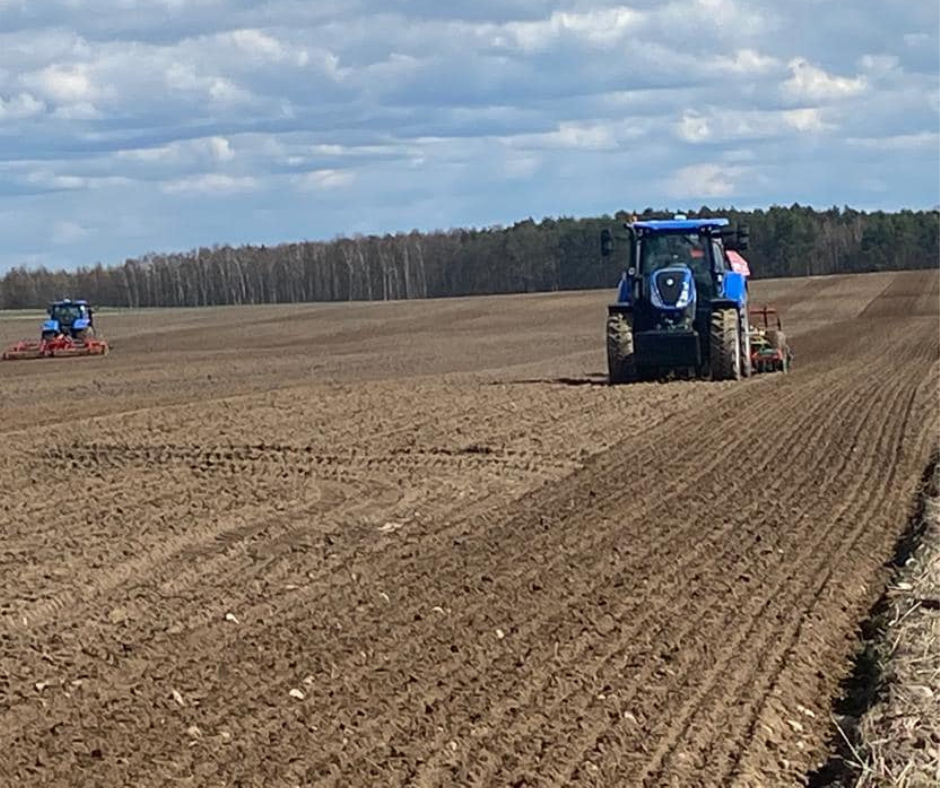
<box><xmin>51</xmin><ymin>299</ymin><xmax>89</xmax><ymax>306</ymax></box>
<box><xmin>630</xmin><ymin>218</ymin><xmax>730</xmax><ymax>232</ymax></box>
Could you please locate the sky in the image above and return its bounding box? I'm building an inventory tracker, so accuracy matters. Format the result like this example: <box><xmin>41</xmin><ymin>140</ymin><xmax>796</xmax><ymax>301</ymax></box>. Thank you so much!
<box><xmin>0</xmin><ymin>0</ymin><xmax>937</xmax><ymax>272</ymax></box>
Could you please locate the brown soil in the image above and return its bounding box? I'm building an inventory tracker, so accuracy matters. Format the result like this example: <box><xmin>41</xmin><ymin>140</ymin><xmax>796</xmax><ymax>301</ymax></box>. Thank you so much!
<box><xmin>0</xmin><ymin>270</ymin><xmax>936</xmax><ymax>787</ymax></box>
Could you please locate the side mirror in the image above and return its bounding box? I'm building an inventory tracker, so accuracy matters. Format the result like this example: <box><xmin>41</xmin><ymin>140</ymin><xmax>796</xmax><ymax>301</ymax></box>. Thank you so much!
<box><xmin>600</xmin><ymin>228</ymin><xmax>613</xmax><ymax>257</ymax></box>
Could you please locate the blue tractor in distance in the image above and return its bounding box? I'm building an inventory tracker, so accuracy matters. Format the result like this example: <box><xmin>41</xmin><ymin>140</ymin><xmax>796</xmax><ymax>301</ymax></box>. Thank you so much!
<box><xmin>600</xmin><ymin>215</ymin><xmax>752</xmax><ymax>383</ymax></box>
<box><xmin>42</xmin><ymin>299</ymin><xmax>97</xmax><ymax>340</ymax></box>
<box><xmin>2</xmin><ymin>298</ymin><xmax>109</xmax><ymax>361</ymax></box>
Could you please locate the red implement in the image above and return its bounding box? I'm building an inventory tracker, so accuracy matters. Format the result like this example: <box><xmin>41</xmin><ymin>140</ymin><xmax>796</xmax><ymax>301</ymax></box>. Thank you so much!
<box><xmin>1</xmin><ymin>335</ymin><xmax>109</xmax><ymax>361</ymax></box>
<box><xmin>1</xmin><ymin>340</ymin><xmax>46</xmax><ymax>361</ymax></box>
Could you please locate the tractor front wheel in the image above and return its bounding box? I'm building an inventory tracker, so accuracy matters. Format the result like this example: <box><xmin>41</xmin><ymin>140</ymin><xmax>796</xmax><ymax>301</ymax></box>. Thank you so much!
<box><xmin>710</xmin><ymin>308</ymin><xmax>742</xmax><ymax>381</ymax></box>
<box><xmin>606</xmin><ymin>312</ymin><xmax>636</xmax><ymax>384</ymax></box>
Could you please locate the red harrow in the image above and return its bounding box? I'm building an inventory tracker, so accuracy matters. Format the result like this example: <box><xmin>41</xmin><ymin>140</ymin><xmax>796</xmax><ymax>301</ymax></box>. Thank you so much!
<box><xmin>2</xmin><ymin>334</ymin><xmax>109</xmax><ymax>361</ymax></box>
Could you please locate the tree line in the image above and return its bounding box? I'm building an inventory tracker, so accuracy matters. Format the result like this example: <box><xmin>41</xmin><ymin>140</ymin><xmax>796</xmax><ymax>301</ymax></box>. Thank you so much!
<box><xmin>0</xmin><ymin>204</ymin><xmax>936</xmax><ymax>309</ymax></box>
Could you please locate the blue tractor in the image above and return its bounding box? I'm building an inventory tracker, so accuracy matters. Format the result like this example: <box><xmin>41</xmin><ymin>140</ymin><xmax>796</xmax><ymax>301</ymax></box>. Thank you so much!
<box><xmin>41</xmin><ymin>299</ymin><xmax>97</xmax><ymax>340</ymax></box>
<box><xmin>2</xmin><ymin>297</ymin><xmax>109</xmax><ymax>360</ymax></box>
<box><xmin>600</xmin><ymin>215</ymin><xmax>752</xmax><ymax>383</ymax></box>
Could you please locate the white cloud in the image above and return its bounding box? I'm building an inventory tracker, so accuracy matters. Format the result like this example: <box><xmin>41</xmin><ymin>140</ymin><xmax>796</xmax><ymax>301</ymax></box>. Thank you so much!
<box><xmin>21</xmin><ymin>171</ymin><xmax>132</xmax><ymax>190</ymax></box>
<box><xmin>225</xmin><ymin>29</ymin><xmax>287</xmax><ymax>60</ymax></box>
<box><xmin>28</xmin><ymin>173</ymin><xmax>85</xmax><ymax>190</ymax></box>
<box><xmin>664</xmin><ymin>163</ymin><xmax>745</xmax><ymax>199</ymax></box>
<box><xmin>0</xmin><ymin>29</ymin><xmax>91</xmax><ymax>72</ymax></box>
<box><xmin>677</xmin><ymin>112</ymin><xmax>712</xmax><ymax>144</ymax></box>
<box><xmin>675</xmin><ymin>107</ymin><xmax>834</xmax><ymax>143</ymax></box>
<box><xmin>690</xmin><ymin>0</ymin><xmax>769</xmax><ymax>33</ymax></box>
<box><xmin>116</xmin><ymin>135</ymin><xmax>236</xmax><ymax>165</ymax></box>
<box><xmin>52</xmin><ymin>220</ymin><xmax>90</xmax><ymax>244</ymax></box>
<box><xmin>501</xmin><ymin>7</ymin><xmax>643</xmax><ymax>51</ymax></box>
<box><xmin>0</xmin><ymin>92</ymin><xmax>45</xmax><ymax>119</ymax></box>
<box><xmin>52</xmin><ymin>101</ymin><xmax>101</xmax><ymax>119</ymax></box>
<box><xmin>293</xmin><ymin>169</ymin><xmax>355</xmax><ymax>191</ymax></box>
<box><xmin>783</xmin><ymin>58</ymin><xmax>867</xmax><ymax>101</ymax></box>
<box><xmin>24</xmin><ymin>63</ymin><xmax>102</xmax><ymax>103</ymax></box>
<box><xmin>208</xmin><ymin>136</ymin><xmax>235</xmax><ymax>162</ymax></box>
<box><xmin>783</xmin><ymin>108</ymin><xmax>832</xmax><ymax>132</ymax></box>
<box><xmin>162</xmin><ymin>174</ymin><xmax>259</xmax><ymax>194</ymax></box>
<box><xmin>164</xmin><ymin>63</ymin><xmax>253</xmax><ymax>106</ymax></box>
<box><xmin>553</xmin><ymin>122</ymin><xmax>618</xmax><ymax>150</ymax></box>
<box><xmin>656</xmin><ymin>0</ymin><xmax>774</xmax><ymax>38</ymax></box>
<box><xmin>903</xmin><ymin>33</ymin><xmax>931</xmax><ymax>48</ymax></box>
<box><xmin>220</xmin><ymin>29</ymin><xmax>310</xmax><ymax>67</ymax></box>
<box><xmin>712</xmin><ymin>48</ymin><xmax>780</xmax><ymax>75</ymax></box>
<box><xmin>502</xmin><ymin>154</ymin><xmax>541</xmax><ymax>179</ymax></box>
<box><xmin>847</xmin><ymin>132</ymin><xmax>940</xmax><ymax>151</ymax></box>
<box><xmin>116</xmin><ymin>144</ymin><xmax>175</xmax><ymax>163</ymax></box>
<box><xmin>520</xmin><ymin>121</ymin><xmax>619</xmax><ymax>150</ymax></box>
<box><xmin>859</xmin><ymin>54</ymin><xmax>901</xmax><ymax>75</ymax></box>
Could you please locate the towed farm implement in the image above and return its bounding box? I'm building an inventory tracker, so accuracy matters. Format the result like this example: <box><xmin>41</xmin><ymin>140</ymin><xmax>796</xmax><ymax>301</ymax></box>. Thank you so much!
<box><xmin>2</xmin><ymin>299</ymin><xmax>109</xmax><ymax>361</ymax></box>
<box><xmin>749</xmin><ymin>306</ymin><xmax>792</xmax><ymax>373</ymax></box>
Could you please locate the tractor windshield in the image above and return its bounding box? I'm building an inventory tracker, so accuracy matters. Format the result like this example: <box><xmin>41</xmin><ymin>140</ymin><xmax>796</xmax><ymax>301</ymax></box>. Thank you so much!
<box><xmin>639</xmin><ymin>233</ymin><xmax>709</xmax><ymax>275</ymax></box>
<box><xmin>50</xmin><ymin>304</ymin><xmax>87</xmax><ymax>324</ymax></box>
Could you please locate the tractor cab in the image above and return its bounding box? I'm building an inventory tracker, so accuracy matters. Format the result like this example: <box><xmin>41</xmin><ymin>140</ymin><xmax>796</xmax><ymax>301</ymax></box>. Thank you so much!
<box><xmin>43</xmin><ymin>299</ymin><xmax>94</xmax><ymax>340</ymax></box>
<box><xmin>636</xmin><ymin>228</ymin><xmax>723</xmax><ymax>301</ymax></box>
<box><xmin>609</xmin><ymin>218</ymin><xmax>746</xmax><ymax>306</ymax></box>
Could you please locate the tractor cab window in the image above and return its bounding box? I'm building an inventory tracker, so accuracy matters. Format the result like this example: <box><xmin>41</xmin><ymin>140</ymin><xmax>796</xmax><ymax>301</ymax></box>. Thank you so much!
<box><xmin>712</xmin><ymin>241</ymin><xmax>728</xmax><ymax>272</ymax></box>
<box><xmin>639</xmin><ymin>233</ymin><xmax>709</xmax><ymax>277</ymax></box>
<box><xmin>50</xmin><ymin>304</ymin><xmax>87</xmax><ymax>323</ymax></box>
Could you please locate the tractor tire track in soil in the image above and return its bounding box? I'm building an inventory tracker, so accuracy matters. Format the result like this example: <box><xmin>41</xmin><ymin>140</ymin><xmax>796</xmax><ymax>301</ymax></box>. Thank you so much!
<box><xmin>0</xmin><ymin>270</ymin><xmax>935</xmax><ymax>786</ymax></box>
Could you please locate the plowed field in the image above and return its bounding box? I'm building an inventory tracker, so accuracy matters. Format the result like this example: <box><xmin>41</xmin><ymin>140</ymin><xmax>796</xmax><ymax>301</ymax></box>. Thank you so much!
<box><xmin>0</xmin><ymin>270</ymin><xmax>937</xmax><ymax>787</ymax></box>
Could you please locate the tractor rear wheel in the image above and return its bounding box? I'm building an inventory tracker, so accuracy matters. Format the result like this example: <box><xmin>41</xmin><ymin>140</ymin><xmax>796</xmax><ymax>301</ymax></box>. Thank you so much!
<box><xmin>606</xmin><ymin>312</ymin><xmax>636</xmax><ymax>384</ymax></box>
<box><xmin>710</xmin><ymin>308</ymin><xmax>741</xmax><ymax>381</ymax></box>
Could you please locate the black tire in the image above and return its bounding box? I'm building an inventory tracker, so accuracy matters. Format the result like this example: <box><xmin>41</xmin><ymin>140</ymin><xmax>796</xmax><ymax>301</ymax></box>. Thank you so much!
<box><xmin>710</xmin><ymin>308</ymin><xmax>741</xmax><ymax>381</ymax></box>
<box><xmin>606</xmin><ymin>312</ymin><xmax>636</xmax><ymax>384</ymax></box>
<box><xmin>740</xmin><ymin>320</ymin><xmax>752</xmax><ymax>379</ymax></box>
